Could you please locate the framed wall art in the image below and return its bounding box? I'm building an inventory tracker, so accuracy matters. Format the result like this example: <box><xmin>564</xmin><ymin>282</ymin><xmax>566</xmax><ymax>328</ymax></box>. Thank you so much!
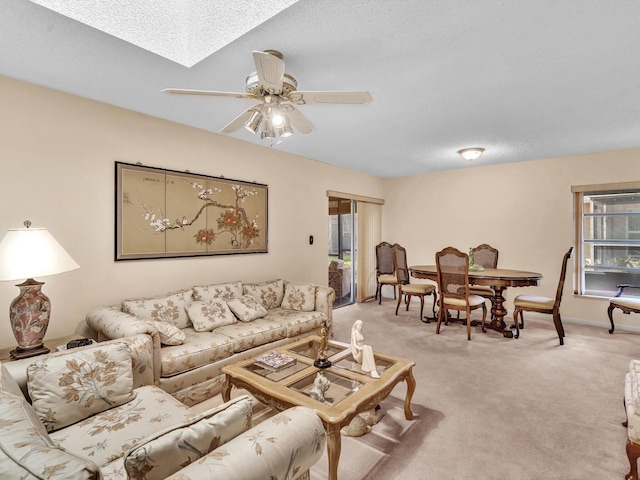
<box><xmin>115</xmin><ymin>162</ymin><xmax>268</xmax><ymax>260</ymax></box>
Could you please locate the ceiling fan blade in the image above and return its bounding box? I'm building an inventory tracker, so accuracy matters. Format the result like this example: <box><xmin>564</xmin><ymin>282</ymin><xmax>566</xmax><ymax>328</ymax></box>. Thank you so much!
<box><xmin>252</xmin><ymin>51</ymin><xmax>285</xmax><ymax>94</ymax></box>
<box><xmin>286</xmin><ymin>106</ymin><xmax>314</xmax><ymax>134</ymax></box>
<box><xmin>220</xmin><ymin>106</ymin><xmax>257</xmax><ymax>134</ymax></box>
<box><xmin>163</xmin><ymin>88</ymin><xmax>255</xmax><ymax>100</ymax></box>
<box><xmin>290</xmin><ymin>91</ymin><xmax>373</xmax><ymax>105</ymax></box>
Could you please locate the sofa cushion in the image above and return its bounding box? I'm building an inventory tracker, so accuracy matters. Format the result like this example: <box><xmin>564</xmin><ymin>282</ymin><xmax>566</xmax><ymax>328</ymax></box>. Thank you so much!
<box><xmin>244</xmin><ymin>279</ymin><xmax>285</xmax><ymax>309</ymax></box>
<box><xmin>27</xmin><ymin>342</ymin><xmax>136</xmax><ymax>432</ymax></box>
<box><xmin>146</xmin><ymin>320</ymin><xmax>186</xmax><ymax>345</ymax></box>
<box><xmin>50</xmin><ymin>384</ymin><xmax>199</xmax><ymax>468</ymax></box>
<box><xmin>214</xmin><ymin>317</ymin><xmax>289</xmax><ymax>352</ymax></box>
<box><xmin>282</xmin><ymin>283</ymin><xmax>316</xmax><ymax>312</ymax></box>
<box><xmin>186</xmin><ymin>299</ymin><xmax>236</xmax><ymax>332</ymax></box>
<box><xmin>123</xmin><ymin>395</ymin><xmax>253</xmax><ymax>480</ymax></box>
<box><xmin>265</xmin><ymin>308</ymin><xmax>326</xmax><ymax>337</ymax></box>
<box><xmin>227</xmin><ymin>294</ymin><xmax>269</xmax><ymax>322</ymax></box>
<box><xmin>123</xmin><ymin>288</ymin><xmax>193</xmax><ymax>329</ymax></box>
<box><xmin>159</xmin><ymin>328</ymin><xmax>236</xmax><ymax>377</ymax></box>
<box><xmin>0</xmin><ymin>390</ymin><xmax>102</xmax><ymax>479</ymax></box>
<box><xmin>193</xmin><ymin>281</ymin><xmax>243</xmax><ymax>302</ymax></box>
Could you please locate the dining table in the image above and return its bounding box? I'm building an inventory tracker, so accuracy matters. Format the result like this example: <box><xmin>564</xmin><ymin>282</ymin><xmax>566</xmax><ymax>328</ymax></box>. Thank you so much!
<box><xmin>409</xmin><ymin>265</ymin><xmax>543</xmax><ymax>338</ymax></box>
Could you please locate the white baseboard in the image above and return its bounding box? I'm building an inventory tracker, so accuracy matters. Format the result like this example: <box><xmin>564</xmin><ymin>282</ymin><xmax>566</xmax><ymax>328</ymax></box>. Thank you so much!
<box><xmin>524</xmin><ymin>312</ymin><xmax>640</xmax><ymax>333</ymax></box>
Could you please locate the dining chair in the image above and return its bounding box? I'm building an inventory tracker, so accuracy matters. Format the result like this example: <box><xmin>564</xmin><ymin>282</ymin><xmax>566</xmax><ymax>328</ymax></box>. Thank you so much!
<box><xmin>512</xmin><ymin>247</ymin><xmax>573</xmax><ymax>345</ymax></box>
<box><xmin>468</xmin><ymin>243</ymin><xmax>499</xmax><ymax>313</ymax></box>
<box><xmin>393</xmin><ymin>243</ymin><xmax>437</xmax><ymax>322</ymax></box>
<box><xmin>435</xmin><ymin>247</ymin><xmax>487</xmax><ymax>340</ymax></box>
<box><xmin>375</xmin><ymin>241</ymin><xmax>398</xmax><ymax>304</ymax></box>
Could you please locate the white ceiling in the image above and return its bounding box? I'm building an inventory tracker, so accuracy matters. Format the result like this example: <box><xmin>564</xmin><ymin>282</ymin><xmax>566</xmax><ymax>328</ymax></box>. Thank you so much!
<box><xmin>2</xmin><ymin>0</ymin><xmax>639</xmax><ymax>178</ymax></box>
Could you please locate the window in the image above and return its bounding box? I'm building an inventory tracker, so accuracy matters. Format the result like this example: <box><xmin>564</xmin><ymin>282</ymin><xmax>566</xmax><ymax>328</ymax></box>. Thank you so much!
<box><xmin>573</xmin><ymin>182</ymin><xmax>640</xmax><ymax>296</ymax></box>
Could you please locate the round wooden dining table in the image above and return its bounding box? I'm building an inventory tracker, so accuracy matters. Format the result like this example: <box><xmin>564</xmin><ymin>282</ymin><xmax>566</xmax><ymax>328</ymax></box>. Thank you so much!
<box><xmin>409</xmin><ymin>265</ymin><xmax>543</xmax><ymax>338</ymax></box>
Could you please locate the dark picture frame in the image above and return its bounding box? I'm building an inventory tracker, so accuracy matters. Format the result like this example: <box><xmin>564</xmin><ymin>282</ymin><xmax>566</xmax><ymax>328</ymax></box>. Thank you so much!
<box><xmin>115</xmin><ymin>162</ymin><xmax>268</xmax><ymax>260</ymax></box>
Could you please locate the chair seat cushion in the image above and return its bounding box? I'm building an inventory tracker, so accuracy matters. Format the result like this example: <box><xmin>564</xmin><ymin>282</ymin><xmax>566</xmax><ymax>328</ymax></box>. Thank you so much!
<box><xmin>402</xmin><ymin>283</ymin><xmax>435</xmax><ymax>295</ymax></box>
<box><xmin>611</xmin><ymin>297</ymin><xmax>640</xmax><ymax>311</ymax></box>
<box><xmin>443</xmin><ymin>294</ymin><xmax>485</xmax><ymax>308</ymax></box>
<box><xmin>50</xmin><ymin>385</ymin><xmax>199</xmax><ymax>468</ymax></box>
<box><xmin>469</xmin><ymin>285</ymin><xmax>494</xmax><ymax>296</ymax></box>
<box><xmin>378</xmin><ymin>274</ymin><xmax>397</xmax><ymax>284</ymax></box>
<box><xmin>514</xmin><ymin>295</ymin><xmax>554</xmax><ymax>310</ymax></box>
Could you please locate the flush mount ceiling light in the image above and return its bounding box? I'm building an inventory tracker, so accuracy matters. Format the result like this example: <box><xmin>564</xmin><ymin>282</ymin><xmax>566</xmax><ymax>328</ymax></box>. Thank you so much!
<box><xmin>457</xmin><ymin>147</ymin><xmax>485</xmax><ymax>161</ymax></box>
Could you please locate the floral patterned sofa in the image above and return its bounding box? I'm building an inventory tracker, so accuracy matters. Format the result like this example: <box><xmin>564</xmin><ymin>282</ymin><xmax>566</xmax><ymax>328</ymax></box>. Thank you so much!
<box><xmin>0</xmin><ymin>334</ymin><xmax>325</xmax><ymax>479</ymax></box>
<box><xmin>86</xmin><ymin>279</ymin><xmax>334</xmax><ymax>406</ymax></box>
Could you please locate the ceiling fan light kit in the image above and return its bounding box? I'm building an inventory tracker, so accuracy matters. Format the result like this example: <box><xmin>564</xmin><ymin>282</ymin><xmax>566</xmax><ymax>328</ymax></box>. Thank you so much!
<box><xmin>458</xmin><ymin>147</ymin><xmax>485</xmax><ymax>161</ymax></box>
<box><xmin>163</xmin><ymin>49</ymin><xmax>372</xmax><ymax>144</ymax></box>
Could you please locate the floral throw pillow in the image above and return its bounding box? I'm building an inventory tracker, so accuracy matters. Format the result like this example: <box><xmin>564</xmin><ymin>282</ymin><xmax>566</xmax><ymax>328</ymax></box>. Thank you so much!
<box><xmin>145</xmin><ymin>320</ymin><xmax>186</xmax><ymax>345</ymax></box>
<box><xmin>281</xmin><ymin>283</ymin><xmax>316</xmax><ymax>312</ymax></box>
<box><xmin>193</xmin><ymin>281</ymin><xmax>243</xmax><ymax>303</ymax></box>
<box><xmin>27</xmin><ymin>343</ymin><xmax>136</xmax><ymax>432</ymax></box>
<box><xmin>122</xmin><ymin>289</ymin><xmax>193</xmax><ymax>329</ymax></box>
<box><xmin>243</xmin><ymin>279</ymin><xmax>284</xmax><ymax>310</ymax></box>
<box><xmin>227</xmin><ymin>294</ymin><xmax>268</xmax><ymax>322</ymax></box>
<box><xmin>185</xmin><ymin>300</ymin><xmax>236</xmax><ymax>332</ymax></box>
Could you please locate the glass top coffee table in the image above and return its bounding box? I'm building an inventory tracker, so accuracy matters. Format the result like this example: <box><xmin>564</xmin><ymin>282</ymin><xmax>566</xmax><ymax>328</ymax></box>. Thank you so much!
<box><xmin>221</xmin><ymin>335</ymin><xmax>416</xmax><ymax>480</ymax></box>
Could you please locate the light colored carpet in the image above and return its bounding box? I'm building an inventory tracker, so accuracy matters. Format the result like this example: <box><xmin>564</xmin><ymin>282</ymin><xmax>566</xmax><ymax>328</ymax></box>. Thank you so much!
<box><xmin>308</xmin><ymin>299</ymin><xmax>633</xmax><ymax>480</ymax></box>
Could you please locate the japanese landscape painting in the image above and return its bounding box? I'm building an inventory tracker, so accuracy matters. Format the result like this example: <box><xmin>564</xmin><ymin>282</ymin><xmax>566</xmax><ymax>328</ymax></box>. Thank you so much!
<box><xmin>116</xmin><ymin>162</ymin><xmax>267</xmax><ymax>260</ymax></box>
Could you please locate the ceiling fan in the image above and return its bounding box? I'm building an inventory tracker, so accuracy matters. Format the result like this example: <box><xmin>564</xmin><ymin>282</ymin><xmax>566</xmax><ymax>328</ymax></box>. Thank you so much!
<box><xmin>162</xmin><ymin>50</ymin><xmax>372</xmax><ymax>141</ymax></box>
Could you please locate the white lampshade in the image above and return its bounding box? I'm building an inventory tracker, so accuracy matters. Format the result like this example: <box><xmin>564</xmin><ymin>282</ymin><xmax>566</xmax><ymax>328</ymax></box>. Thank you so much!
<box><xmin>0</xmin><ymin>224</ymin><xmax>80</xmax><ymax>281</ymax></box>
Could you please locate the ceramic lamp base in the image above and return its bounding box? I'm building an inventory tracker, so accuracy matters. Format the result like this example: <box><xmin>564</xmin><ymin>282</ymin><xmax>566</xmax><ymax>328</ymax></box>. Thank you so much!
<box><xmin>9</xmin><ymin>278</ymin><xmax>51</xmax><ymax>356</ymax></box>
<box><xmin>10</xmin><ymin>344</ymin><xmax>50</xmax><ymax>359</ymax></box>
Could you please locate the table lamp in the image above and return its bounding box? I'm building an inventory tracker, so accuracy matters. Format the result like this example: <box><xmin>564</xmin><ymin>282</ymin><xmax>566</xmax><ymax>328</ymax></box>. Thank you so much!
<box><xmin>0</xmin><ymin>221</ymin><xmax>80</xmax><ymax>359</ymax></box>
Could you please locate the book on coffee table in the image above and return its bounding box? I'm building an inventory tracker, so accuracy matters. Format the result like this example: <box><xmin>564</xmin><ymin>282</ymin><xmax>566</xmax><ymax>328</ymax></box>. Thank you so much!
<box><xmin>254</xmin><ymin>351</ymin><xmax>297</xmax><ymax>371</ymax></box>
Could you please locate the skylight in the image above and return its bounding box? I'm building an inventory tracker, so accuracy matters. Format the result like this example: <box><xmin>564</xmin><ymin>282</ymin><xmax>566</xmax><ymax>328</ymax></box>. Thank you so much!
<box><xmin>30</xmin><ymin>0</ymin><xmax>300</xmax><ymax>67</ymax></box>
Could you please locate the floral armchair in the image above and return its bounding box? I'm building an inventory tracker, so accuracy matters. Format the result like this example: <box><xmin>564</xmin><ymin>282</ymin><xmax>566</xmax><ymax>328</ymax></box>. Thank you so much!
<box><xmin>0</xmin><ymin>334</ymin><xmax>325</xmax><ymax>479</ymax></box>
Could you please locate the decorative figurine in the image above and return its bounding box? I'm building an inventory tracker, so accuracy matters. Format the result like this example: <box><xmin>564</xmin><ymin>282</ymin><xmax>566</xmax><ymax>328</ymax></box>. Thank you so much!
<box><xmin>309</xmin><ymin>372</ymin><xmax>331</xmax><ymax>402</ymax></box>
<box><xmin>350</xmin><ymin>320</ymin><xmax>379</xmax><ymax>378</ymax></box>
<box><xmin>314</xmin><ymin>319</ymin><xmax>332</xmax><ymax>368</ymax></box>
<box><xmin>341</xmin><ymin>409</ymin><xmax>379</xmax><ymax>437</ymax></box>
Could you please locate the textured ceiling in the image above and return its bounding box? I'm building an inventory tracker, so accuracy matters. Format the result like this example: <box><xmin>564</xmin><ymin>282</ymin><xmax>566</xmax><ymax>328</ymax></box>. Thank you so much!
<box><xmin>2</xmin><ymin>0</ymin><xmax>639</xmax><ymax>178</ymax></box>
<box><xmin>29</xmin><ymin>0</ymin><xmax>300</xmax><ymax>67</ymax></box>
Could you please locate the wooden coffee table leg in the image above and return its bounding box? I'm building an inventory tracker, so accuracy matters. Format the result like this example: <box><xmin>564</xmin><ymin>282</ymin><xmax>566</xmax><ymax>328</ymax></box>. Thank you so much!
<box><xmin>326</xmin><ymin>423</ymin><xmax>342</xmax><ymax>480</ymax></box>
<box><xmin>404</xmin><ymin>367</ymin><xmax>416</xmax><ymax>420</ymax></box>
<box><xmin>222</xmin><ymin>375</ymin><xmax>232</xmax><ymax>402</ymax></box>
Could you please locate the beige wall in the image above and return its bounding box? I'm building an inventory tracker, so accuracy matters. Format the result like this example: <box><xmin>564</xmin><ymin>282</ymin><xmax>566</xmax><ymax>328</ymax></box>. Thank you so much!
<box><xmin>383</xmin><ymin>149</ymin><xmax>640</xmax><ymax>330</ymax></box>
<box><xmin>2</xmin><ymin>73</ymin><xmax>637</xmax><ymax>349</ymax></box>
<box><xmin>0</xmin><ymin>75</ymin><xmax>383</xmax><ymax>349</ymax></box>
